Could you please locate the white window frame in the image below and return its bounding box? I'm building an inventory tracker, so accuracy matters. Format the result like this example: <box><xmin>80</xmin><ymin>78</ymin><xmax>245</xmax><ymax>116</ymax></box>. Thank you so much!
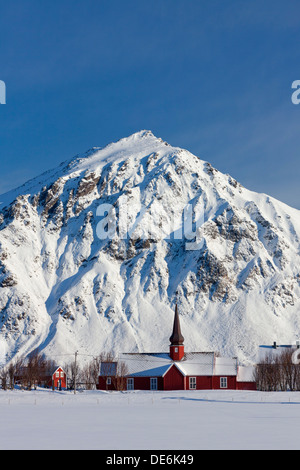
<box><xmin>150</xmin><ymin>377</ymin><xmax>158</xmax><ymax>390</ymax></box>
<box><xmin>220</xmin><ymin>377</ymin><xmax>227</xmax><ymax>388</ymax></box>
<box><xmin>127</xmin><ymin>378</ymin><xmax>134</xmax><ymax>391</ymax></box>
<box><xmin>189</xmin><ymin>377</ymin><xmax>196</xmax><ymax>390</ymax></box>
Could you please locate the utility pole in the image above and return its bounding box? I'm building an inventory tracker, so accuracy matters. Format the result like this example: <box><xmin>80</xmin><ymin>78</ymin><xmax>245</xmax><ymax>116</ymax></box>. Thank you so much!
<box><xmin>74</xmin><ymin>351</ymin><xmax>78</xmax><ymax>394</ymax></box>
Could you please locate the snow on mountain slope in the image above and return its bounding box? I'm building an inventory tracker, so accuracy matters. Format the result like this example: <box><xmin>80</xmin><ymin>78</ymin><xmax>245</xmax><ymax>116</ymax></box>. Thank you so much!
<box><xmin>0</xmin><ymin>130</ymin><xmax>300</xmax><ymax>366</ymax></box>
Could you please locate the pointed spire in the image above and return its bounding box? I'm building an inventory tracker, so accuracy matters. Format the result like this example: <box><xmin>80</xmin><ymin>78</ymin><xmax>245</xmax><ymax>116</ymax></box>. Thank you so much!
<box><xmin>169</xmin><ymin>304</ymin><xmax>184</xmax><ymax>346</ymax></box>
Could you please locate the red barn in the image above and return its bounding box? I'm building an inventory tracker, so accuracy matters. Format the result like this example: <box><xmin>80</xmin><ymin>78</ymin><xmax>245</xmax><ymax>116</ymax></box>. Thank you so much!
<box><xmin>98</xmin><ymin>305</ymin><xmax>256</xmax><ymax>391</ymax></box>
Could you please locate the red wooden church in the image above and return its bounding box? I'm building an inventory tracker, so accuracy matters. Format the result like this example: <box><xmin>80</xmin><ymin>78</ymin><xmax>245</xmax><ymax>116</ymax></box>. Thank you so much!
<box><xmin>98</xmin><ymin>305</ymin><xmax>256</xmax><ymax>391</ymax></box>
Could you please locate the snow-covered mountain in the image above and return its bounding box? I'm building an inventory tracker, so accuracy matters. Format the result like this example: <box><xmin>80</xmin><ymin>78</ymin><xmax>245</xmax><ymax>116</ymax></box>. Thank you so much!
<box><xmin>0</xmin><ymin>130</ymin><xmax>300</xmax><ymax>366</ymax></box>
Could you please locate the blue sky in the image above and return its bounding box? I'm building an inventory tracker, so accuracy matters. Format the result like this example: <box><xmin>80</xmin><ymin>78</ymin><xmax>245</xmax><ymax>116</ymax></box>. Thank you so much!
<box><xmin>0</xmin><ymin>0</ymin><xmax>300</xmax><ymax>208</ymax></box>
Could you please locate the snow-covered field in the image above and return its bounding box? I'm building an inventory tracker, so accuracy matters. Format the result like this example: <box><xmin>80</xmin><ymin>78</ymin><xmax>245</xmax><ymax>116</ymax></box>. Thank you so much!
<box><xmin>1</xmin><ymin>388</ymin><xmax>300</xmax><ymax>450</ymax></box>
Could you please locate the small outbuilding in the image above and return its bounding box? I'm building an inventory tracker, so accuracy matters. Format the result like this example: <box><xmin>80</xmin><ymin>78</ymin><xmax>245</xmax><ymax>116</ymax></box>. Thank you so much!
<box><xmin>50</xmin><ymin>366</ymin><xmax>67</xmax><ymax>390</ymax></box>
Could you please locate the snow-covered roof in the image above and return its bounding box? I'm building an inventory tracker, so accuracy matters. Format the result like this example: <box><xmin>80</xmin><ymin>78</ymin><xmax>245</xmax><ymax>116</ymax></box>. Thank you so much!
<box><xmin>214</xmin><ymin>356</ymin><xmax>237</xmax><ymax>376</ymax></box>
<box><xmin>118</xmin><ymin>353</ymin><xmax>173</xmax><ymax>377</ymax></box>
<box><xmin>237</xmin><ymin>365</ymin><xmax>255</xmax><ymax>382</ymax></box>
<box><xmin>175</xmin><ymin>353</ymin><xmax>215</xmax><ymax>376</ymax></box>
<box><xmin>116</xmin><ymin>352</ymin><xmax>240</xmax><ymax>377</ymax></box>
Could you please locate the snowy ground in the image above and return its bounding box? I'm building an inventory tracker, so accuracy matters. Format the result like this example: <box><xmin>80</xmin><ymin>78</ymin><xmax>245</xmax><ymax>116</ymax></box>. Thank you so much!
<box><xmin>1</xmin><ymin>388</ymin><xmax>300</xmax><ymax>450</ymax></box>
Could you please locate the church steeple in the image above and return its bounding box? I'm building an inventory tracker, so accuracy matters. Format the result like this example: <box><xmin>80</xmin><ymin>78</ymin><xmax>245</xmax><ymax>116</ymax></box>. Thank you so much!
<box><xmin>169</xmin><ymin>304</ymin><xmax>184</xmax><ymax>345</ymax></box>
<box><xmin>169</xmin><ymin>305</ymin><xmax>185</xmax><ymax>361</ymax></box>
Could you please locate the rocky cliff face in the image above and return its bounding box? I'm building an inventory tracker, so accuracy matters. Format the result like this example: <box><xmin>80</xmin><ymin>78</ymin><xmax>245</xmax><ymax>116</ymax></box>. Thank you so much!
<box><xmin>0</xmin><ymin>130</ymin><xmax>300</xmax><ymax>365</ymax></box>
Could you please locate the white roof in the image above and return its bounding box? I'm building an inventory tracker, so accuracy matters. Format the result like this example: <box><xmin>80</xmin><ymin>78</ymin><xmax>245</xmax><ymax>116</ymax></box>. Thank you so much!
<box><xmin>117</xmin><ymin>353</ymin><xmax>168</xmax><ymax>377</ymax></box>
<box><xmin>117</xmin><ymin>352</ymin><xmax>239</xmax><ymax>377</ymax></box>
<box><xmin>214</xmin><ymin>356</ymin><xmax>237</xmax><ymax>376</ymax></box>
<box><xmin>175</xmin><ymin>353</ymin><xmax>215</xmax><ymax>376</ymax></box>
<box><xmin>237</xmin><ymin>365</ymin><xmax>255</xmax><ymax>382</ymax></box>
<box><xmin>118</xmin><ymin>353</ymin><xmax>175</xmax><ymax>377</ymax></box>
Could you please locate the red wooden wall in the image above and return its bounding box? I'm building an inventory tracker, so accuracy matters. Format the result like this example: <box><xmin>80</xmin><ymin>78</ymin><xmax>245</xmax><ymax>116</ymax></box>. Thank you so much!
<box><xmin>163</xmin><ymin>365</ymin><xmax>185</xmax><ymax>390</ymax></box>
<box><xmin>195</xmin><ymin>376</ymin><xmax>213</xmax><ymax>390</ymax></box>
<box><xmin>236</xmin><ymin>381</ymin><xmax>256</xmax><ymax>390</ymax></box>
<box><xmin>212</xmin><ymin>376</ymin><xmax>236</xmax><ymax>390</ymax></box>
<box><xmin>98</xmin><ymin>376</ymin><xmax>164</xmax><ymax>391</ymax></box>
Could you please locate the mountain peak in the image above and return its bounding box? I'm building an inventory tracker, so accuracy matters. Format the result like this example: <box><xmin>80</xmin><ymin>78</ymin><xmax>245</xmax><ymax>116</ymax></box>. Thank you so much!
<box><xmin>127</xmin><ymin>129</ymin><xmax>155</xmax><ymax>139</ymax></box>
<box><xmin>101</xmin><ymin>129</ymin><xmax>170</xmax><ymax>152</ymax></box>
<box><xmin>0</xmin><ymin>131</ymin><xmax>300</xmax><ymax>367</ymax></box>
<box><xmin>0</xmin><ymin>130</ymin><xmax>169</xmax><ymax>208</ymax></box>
